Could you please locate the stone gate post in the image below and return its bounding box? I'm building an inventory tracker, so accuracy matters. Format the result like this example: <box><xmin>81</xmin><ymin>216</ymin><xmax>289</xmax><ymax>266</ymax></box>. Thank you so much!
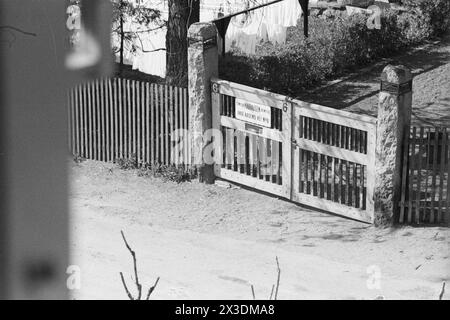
<box><xmin>187</xmin><ymin>22</ymin><xmax>219</xmax><ymax>184</ymax></box>
<box><xmin>374</xmin><ymin>65</ymin><xmax>413</xmax><ymax>226</ymax></box>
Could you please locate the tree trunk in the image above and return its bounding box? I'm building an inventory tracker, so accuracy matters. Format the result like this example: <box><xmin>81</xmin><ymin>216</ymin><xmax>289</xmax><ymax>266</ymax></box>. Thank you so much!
<box><xmin>166</xmin><ymin>0</ymin><xmax>200</xmax><ymax>87</ymax></box>
<box><xmin>120</xmin><ymin>13</ymin><xmax>124</xmax><ymax>66</ymax></box>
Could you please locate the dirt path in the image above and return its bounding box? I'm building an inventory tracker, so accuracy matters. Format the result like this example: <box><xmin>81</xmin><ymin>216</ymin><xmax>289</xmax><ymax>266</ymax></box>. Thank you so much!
<box><xmin>70</xmin><ymin>161</ymin><xmax>449</xmax><ymax>300</ymax></box>
<box><xmin>296</xmin><ymin>35</ymin><xmax>450</xmax><ymax>127</ymax></box>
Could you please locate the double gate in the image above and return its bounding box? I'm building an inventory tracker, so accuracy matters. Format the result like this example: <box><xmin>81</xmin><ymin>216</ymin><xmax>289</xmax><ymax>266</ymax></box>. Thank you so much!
<box><xmin>211</xmin><ymin>79</ymin><xmax>377</xmax><ymax>223</ymax></box>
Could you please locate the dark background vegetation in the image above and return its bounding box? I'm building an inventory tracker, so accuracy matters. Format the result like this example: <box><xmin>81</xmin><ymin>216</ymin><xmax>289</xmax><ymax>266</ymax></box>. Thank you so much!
<box><xmin>219</xmin><ymin>0</ymin><xmax>450</xmax><ymax>96</ymax></box>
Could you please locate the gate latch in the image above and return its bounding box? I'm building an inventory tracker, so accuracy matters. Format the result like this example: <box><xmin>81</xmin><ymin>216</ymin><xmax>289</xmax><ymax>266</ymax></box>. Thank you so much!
<box><xmin>291</xmin><ymin>138</ymin><xmax>298</xmax><ymax>148</ymax></box>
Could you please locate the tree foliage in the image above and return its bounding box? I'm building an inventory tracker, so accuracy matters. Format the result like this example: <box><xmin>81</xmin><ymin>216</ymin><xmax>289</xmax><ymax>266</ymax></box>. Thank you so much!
<box><xmin>111</xmin><ymin>0</ymin><xmax>164</xmax><ymax>65</ymax></box>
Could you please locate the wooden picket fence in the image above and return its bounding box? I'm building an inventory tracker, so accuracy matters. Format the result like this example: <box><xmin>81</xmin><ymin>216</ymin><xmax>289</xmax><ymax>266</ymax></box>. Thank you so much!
<box><xmin>399</xmin><ymin>126</ymin><xmax>450</xmax><ymax>224</ymax></box>
<box><xmin>68</xmin><ymin>78</ymin><xmax>190</xmax><ymax>167</ymax></box>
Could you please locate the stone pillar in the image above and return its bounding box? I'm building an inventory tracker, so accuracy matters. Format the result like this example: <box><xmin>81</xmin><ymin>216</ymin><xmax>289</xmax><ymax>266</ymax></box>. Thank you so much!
<box><xmin>188</xmin><ymin>22</ymin><xmax>219</xmax><ymax>184</ymax></box>
<box><xmin>374</xmin><ymin>65</ymin><xmax>413</xmax><ymax>226</ymax></box>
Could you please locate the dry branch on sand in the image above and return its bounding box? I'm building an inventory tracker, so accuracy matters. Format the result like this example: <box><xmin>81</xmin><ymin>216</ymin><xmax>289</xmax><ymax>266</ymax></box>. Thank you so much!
<box><xmin>119</xmin><ymin>230</ymin><xmax>160</xmax><ymax>300</ymax></box>
<box><xmin>251</xmin><ymin>257</ymin><xmax>281</xmax><ymax>300</ymax></box>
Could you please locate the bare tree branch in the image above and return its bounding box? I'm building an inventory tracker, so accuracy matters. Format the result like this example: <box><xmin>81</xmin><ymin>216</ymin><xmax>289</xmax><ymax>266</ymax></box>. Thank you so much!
<box><xmin>274</xmin><ymin>256</ymin><xmax>281</xmax><ymax>300</ymax></box>
<box><xmin>119</xmin><ymin>271</ymin><xmax>135</xmax><ymax>300</ymax></box>
<box><xmin>146</xmin><ymin>277</ymin><xmax>160</xmax><ymax>300</ymax></box>
<box><xmin>268</xmin><ymin>284</ymin><xmax>275</xmax><ymax>300</ymax></box>
<box><xmin>121</xmin><ymin>230</ymin><xmax>142</xmax><ymax>299</ymax></box>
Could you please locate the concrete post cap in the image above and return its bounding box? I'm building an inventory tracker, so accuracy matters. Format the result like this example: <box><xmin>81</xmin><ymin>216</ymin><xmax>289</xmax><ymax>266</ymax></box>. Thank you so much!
<box><xmin>188</xmin><ymin>22</ymin><xmax>218</xmax><ymax>40</ymax></box>
<box><xmin>381</xmin><ymin>65</ymin><xmax>412</xmax><ymax>84</ymax></box>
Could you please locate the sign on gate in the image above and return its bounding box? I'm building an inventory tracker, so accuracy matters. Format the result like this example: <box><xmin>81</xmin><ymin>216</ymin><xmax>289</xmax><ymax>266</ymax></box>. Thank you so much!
<box><xmin>211</xmin><ymin>78</ymin><xmax>378</xmax><ymax>224</ymax></box>
<box><xmin>235</xmin><ymin>99</ymin><xmax>271</xmax><ymax>127</ymax></box>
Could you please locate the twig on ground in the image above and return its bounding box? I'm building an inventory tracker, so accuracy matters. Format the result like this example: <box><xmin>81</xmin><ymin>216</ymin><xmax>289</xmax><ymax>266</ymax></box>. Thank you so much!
<box><xmin>249</xmin><ymin>256</ymin><xmax>281</xmax><ymax>300</ymax></box>
<box><xmin>119</xmin><ymin>230</ymin><xmax>159</xmax><ymax>300</ymax></box>
<box><xmin>274</xmin><ymin>256</ymin><xmax>281</xmax><ymax>300</ymax></box>
<box><xmin>439</xmin><ymin>282</ymin><xmax>446</xmax><ymax>300</ymax></box>
<box><xmin>146</xmin><ymin>277</ymin><xmax>160</xmax><ymax>300</ymax></box>
<box><xmin>268</xmin><ymin>285</ymin><xmax>275</xmax><ymax>300</ymax></box>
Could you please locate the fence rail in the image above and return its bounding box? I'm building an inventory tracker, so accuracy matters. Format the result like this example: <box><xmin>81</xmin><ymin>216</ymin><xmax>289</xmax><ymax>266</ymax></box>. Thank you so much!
<box><xmin>68</xmin><ymin>78</ymin><xmax>190</xmax><ymax>167</ymax></box>
<box><xmin>400</xmin><ymin>126</ymin><xmax>450</xmax><ymax>224</ymax></box>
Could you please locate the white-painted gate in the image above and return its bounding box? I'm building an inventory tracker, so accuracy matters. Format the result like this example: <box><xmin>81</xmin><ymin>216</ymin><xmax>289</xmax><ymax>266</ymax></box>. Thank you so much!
<box><xmin>211</xmin><ymin>79</ymin><xmax>377</xmax><ymax>223</ymax></box>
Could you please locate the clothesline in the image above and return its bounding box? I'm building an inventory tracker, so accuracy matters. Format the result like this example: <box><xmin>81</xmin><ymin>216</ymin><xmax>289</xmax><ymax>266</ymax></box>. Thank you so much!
<box><xmin>212</xmin><ymin>0</ymin><xmax>310</xmax><ymax>56</ymax></box>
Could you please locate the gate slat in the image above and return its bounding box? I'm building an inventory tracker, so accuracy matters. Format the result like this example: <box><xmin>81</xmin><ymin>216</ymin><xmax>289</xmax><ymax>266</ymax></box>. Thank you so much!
<box><xmin>438</xmin><ymin>128</ymin><xmax>447</xmax><ymax>222</ymax></box>
<box><xmin>430</xmin><ymin>127</ymin><xmax>440</xmax><ymax>223</ymax></box>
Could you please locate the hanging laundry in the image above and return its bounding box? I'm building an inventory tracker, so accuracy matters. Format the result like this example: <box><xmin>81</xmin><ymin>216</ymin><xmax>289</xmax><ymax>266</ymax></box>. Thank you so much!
<box><xmin>224</xmin><ymin>0</ymin><xmax>303</xmax><ymax>55</ymax></box>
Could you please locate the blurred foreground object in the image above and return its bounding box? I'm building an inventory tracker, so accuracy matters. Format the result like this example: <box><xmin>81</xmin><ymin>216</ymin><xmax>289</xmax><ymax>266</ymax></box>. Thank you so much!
<box><xmin>0</xmin><ymin>0</ymin><xmax>111</xmax><ymax>299</ymax></box>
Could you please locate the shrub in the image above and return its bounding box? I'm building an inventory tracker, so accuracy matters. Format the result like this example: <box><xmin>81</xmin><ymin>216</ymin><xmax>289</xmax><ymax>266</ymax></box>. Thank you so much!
<box><xmin>138</xmin><ymin>163</ymin><xmax>195</xmax><ymax>183</ymax></box>
<box><xmin>401</xmin><ymin>0</ymin><xmax>450</xmax><ymax>37</ymax></box>
<box><xmin>219</xmin><ymin>4</ymin><xmax>450</xmax><ymax>96</ymax></box>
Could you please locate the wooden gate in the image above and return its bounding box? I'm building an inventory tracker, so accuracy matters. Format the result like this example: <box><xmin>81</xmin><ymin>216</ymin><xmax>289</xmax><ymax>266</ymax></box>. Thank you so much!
<box><xmin>211</xmin><ymin>79</ymin><xmax>377</xmax><ymax>223</ymax></box>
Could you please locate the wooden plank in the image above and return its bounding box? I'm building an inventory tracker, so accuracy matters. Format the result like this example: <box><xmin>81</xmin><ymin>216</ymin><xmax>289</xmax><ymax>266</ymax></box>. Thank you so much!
<box><xmin>318</xmin><ymin>153</ymin><xmax>323</xmax><ymax>198</ymax></box>
<box><xmin>365</xmin><ymin>126</ymin><xmax>376</xmax><ymax>221</ymax></box>
<box><xmin>338</xmin><ymin>159</ymin><xmax>343</xmax><ymax>203</ymax></box>
<box><xmin>249</xmin><ymin>133</ymin><xmax>257</xmax><ymax>177</ymax></box>
<box><xmin>146</xmin><ymin>83</ymin><xmax>150</xmax><ymax>165</ymax></box>
<box><xmin>291</xmin><ymin>192</ymin><xmax>372</xmax><ymax>224</ymax></box>
<box><xmin>415</xmin><ymin>127</ymin><xmax>424</xmax><ymax>223</ymax></box>
<box><xmin>107</xmin><ymin>78</ymin><xmax>111</xmax><ymax>161</ymax></box>
<box><xmin>360</xmin><ymin>163</ymin><xmax>365</xmax><ymax>209</ymax></box>
<box><xmin>430</xmin><ymin>127</ymin><xmax>440</xmax><ymax>223</ymax></box>
<box><xmin>305</xmin><ymin>150</ymin><xmax>310</xmax><ymax>194</ymax></box>
<box><xmin>218</xmin><ymin>169</ymin><xmax>284</xmax><ymax>197</ymax></box>
<box><xmin>352</xmin><ymin>162</ymin><xmax>358</xmax><ymax>208</ymax></box>
<box><xmin>100</xmin><ymin>78</ymin><xmax>106</xmax><ymax>161</ymax></box>
<box><xmin>296</xmin><ymin>139</ymin><xmax>369</xmax><ymax>165</ymax></box>
<box><xmin>293</xmin><ymin>109</ymin><xmax>301</xmax><ymax>196</ymax></box>
<box><xmin>67</xmin><ymin>90</ymin><xmax>72</xmax><ymax>153</ymax></box>
<box><xmin>149</xmin><ymin>84</ymin><xmax>155</xmax><ymax>165</ymax></box>
<box><xmin>220</xmin><ymin>116</ymin><xmax>283</xmax><ymax>142</ymax></box>
<box><xmin>400</xmin><ymin>126</ymin><xmax>411</xmax><ymax>223</ymax></box>
<box><xmin>83</xmin><ymin>82</ymin><xmax>89</xmax><ymax>159</ymax></box>
<box><xmin>446</xmin><ymin>130</ymin><xmax>450</xmax><ymax>223</ymax></box>
<box><xmin>118</xmin><ymin>79</ymin><xmax>123</xmax><ymax>159</ymax></box>
<box><xmin>74</xmin><ymin>86</ymin><xmax>80</xmax><ymax>157</ymax></box>
<box><xmin>438</xmin><ymin>128</ymin><xmax>447</xmax><ymax>223</ymax></box>
<box><xmin>130</xmin><ymin>80</ymin><xmax>136</xmax><ymax>158</ymax></box>
<box><xmin>282</xmin><ymin>101</ymin><xmax>293</xmax><ymax>197</ymax></box>
<box><xmin>212</xmin><ymin>78</ymin><xmax>286</xmax><ymax>109</ymax></box>
<box><xmin>164</xmin><ymin>85</ymin><xmax>169</xmax><ymax>165</ymax></box>
<box><xmin>184</xmin><ymin>88</ymin><xmax>189</xmax><ymax>167</ymax></box>
<box><xmin>311</xmin><ymin>152</ymin><xmax>317</xmax><ymax>196</ymax></box>
<box><xmin>92</xmin><ymin>80</ymin><xmax>97</xmax><ymax>160</ymax></box>
<box><xmin>126</xmin><ymin>79</ymin><xmax>131</xmax><ymax>158</ymax></box>
<box><xmin>226</xmin><ymin>128</ymin><xmax>235</xmax><ymax>170</ymax></box>
<box><xmin>113</xmin><ymin>79</ymin><xmax>119</xmax><ymax>161</ymax></box>
<box><xmin>142</xmin><ymin>82</ymin><xmax>146</xmax><ymax>164</ymax></box>
<box><xmin>70</xmin><ymin>89</ymin><xmax>74</xmax><ymax>153</ymax></box>
<box><xmin>294</xmin><ymin>101</ymin><xmax>377</xmax><ymax>130</ymax></box>
<box><xmin>95</xmin><ymin>80</ymin><xmax>101</xmax><ymax>160</ymax></box>
<box><xmin>174</xmin><ymin>86</ymin><xmax>179</xmax><ymax>166</ymax></box>
<box><xmin>422</xmin><ymin>129</ymin><xmax>432</xmax><ymax>223</ymax></box>
<box><xmin>135</xmin><ymin>81</ymin><xmax>140</xmax><ymax>164</ymax></box>
<box><xmin>155</xmin><ymin>84</ymin><xmax>160</xmax><ymax>164</ymax></box>
<box><xmin>236</xmin><ymin>130</ymin><xmax>243</xmax><ymax>173</ymax></box>
<box><xmin>212</xmin><ymin>89</ymin><xmax>221</xmax><ymax>174</ymax></box>
<box><xmin>345</xmin><ymin>160</ymin><xmax>350</xmax><ymax>206</ymax></box>
<box><xmin>271</xmin><ymin>139</ymin><xmax>279</xmax><ymax>183</ymax></box>
<box><xmin>331</xmin><ymin>157</ymin><xmax>336</xmax><ymax>202</ymax></box>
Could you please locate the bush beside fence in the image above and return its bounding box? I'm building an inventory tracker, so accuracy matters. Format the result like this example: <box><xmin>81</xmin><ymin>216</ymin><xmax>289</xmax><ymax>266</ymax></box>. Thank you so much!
<box><xmin>219</xmin><ymin>1</ymin><xmax>450</xmax><ymax>96</ymax></box>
